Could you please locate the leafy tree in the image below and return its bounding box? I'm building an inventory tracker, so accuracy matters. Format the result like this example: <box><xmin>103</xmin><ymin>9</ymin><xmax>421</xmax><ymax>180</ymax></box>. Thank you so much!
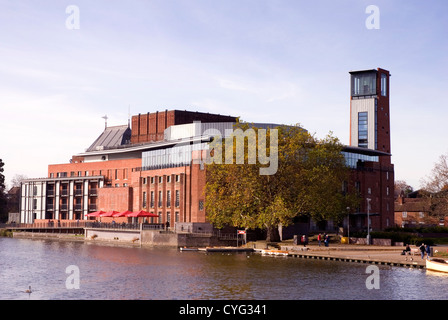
<box><xmin>204</xmin><ymin>123</ymin><xmax>359</xmax><ymax>242</ymax></box>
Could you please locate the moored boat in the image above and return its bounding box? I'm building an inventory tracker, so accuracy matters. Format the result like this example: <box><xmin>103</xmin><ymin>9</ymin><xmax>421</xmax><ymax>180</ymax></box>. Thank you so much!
<box><xmin>426</xmin><ymin>258</ymin><xmax>448</xmax><ymax>273</ymax></box>
<box><xmin>261</xmin><ymin>249</ymin><xmax>289</xmax><ymax>256</ymax></box>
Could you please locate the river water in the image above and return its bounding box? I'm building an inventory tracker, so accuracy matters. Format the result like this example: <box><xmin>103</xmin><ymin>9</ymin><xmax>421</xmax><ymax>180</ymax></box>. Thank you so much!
<box><xmin>1</xmin><ymin>237</ymin><xmax>448</xmax><ymax>300</ymax></box>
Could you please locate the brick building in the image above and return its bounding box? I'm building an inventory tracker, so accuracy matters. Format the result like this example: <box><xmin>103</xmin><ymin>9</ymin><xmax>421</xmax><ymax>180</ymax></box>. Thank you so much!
<box><xmin>20</xmin><ymin>68</ymin><xmax>395</xmax><ymax>234</ymax></box>
<box><xmin>345</xmin><ymin>68</ymin><xmax>395</xmax><ymax>231</ymax></box>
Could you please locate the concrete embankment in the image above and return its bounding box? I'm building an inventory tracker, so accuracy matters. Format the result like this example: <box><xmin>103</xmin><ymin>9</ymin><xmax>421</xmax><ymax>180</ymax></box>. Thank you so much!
<box><xmin>279</xmin><ymin>244</ymin><xmax>427</xmax><ymax>268</ymax></box>
<box><xmin>11</xmin><ymin>228</ymin><xmax>238</xmax><ymax>248</ymax></box>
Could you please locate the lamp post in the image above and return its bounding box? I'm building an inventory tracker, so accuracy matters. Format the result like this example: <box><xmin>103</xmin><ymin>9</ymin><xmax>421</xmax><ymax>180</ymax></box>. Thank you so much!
<box><xmin>346</xmin><ymin>207</ymin><xmax>350</xmax><ymax>243</ymax></box>
<box><xmin>366</xmin><ymin>198</ymin><xmax>371</xmax><ymax>245</ymax></box>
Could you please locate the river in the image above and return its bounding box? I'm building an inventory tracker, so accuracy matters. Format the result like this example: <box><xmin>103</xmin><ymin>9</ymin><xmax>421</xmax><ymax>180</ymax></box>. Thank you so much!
<box><xmin>1</xmin><ymin>237</ymin><xmax>448</xmax><ymax>300</ymax></box>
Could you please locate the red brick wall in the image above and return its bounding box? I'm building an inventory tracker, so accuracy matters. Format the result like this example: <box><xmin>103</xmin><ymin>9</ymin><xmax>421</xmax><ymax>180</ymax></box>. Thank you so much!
<box><xmin>130</xmin><ymin>110</ymin><xmax>236</xmax><ymax>144</ymax></box>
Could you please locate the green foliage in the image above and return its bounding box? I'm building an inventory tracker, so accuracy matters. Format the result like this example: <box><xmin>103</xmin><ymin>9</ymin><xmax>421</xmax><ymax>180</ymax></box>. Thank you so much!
<box><xmin>205</xmin><ymin>123</ymin><xmax>359</xmax><ymax>236</ymax></box>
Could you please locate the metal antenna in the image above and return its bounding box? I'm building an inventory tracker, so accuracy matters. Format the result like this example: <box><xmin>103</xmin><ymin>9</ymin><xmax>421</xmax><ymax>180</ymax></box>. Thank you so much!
<box><xmin>102</xmin><ymin>115</ymin><xmax>108</xmax><ymax>129</ymax></box>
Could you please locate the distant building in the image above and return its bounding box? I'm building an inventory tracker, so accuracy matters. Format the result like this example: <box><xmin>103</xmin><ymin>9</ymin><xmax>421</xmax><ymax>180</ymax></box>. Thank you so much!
<box><xmin>395</xmin><ymin>190</ymin><xmax>448</xmax><ymax>228</ymax></box>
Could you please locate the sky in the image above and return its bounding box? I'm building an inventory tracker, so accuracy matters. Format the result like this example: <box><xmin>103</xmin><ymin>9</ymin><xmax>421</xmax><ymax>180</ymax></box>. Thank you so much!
<box><xmin>0</xmin><ymin>0</ymin><xmax>447</xmax><ymax>189</ymax></box>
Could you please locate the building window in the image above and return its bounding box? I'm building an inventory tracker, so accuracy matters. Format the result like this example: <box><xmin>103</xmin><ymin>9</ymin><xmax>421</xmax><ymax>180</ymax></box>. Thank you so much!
<box><xmin>166</xmin><ymin>190</ymin><xmax>171</xmax><ymax>207</ymax></box>
<box><xmin>142</xmin><ymin>192</ymin><xmax>147</xmax><ymax>208</ymax></box>
<box><xmin>167</xmin><ymin>212</ymin><xmax>171</xmax><ymax>224</ymax></box>
<box><xmin>175</xmin><ymin>211</ymin><xmax>179</xmax><ymax>223</ymax></box>
<box><xmin>419</xmin><ymin>212</ymin><xmax>424</xmax><ymax>219</ymax></box>
<box><xmin>381</xmin><ymin>73</ymin><xmax>387</xmax><ymax>96</ymax></box>
<box><xmin>175</xmin><ymin>190</ymin><xmax>180</xmax><ymax>207</ymax></box>
<box><xmin>175</xmin><ymin>175</ymin><xmax>180</xmax><ymax>183</ymax></box>
<box><xmin>351</xmin><ymin>72</ymin><xmax>377</xmax><ymax>96</ymax></box>
<box><xmin>158</xmin><ymin>212</ymin><xmax>162</xmax><ymax>223</ymax></box>
<box><xmin>142</xmin><ymin>177</ymin><xmax>147</xmax><ymax>185</ymax></box>
<box><xmin>33</xmin><ymin>199</ymin><xmax>37</xmax><ymax>210</ymax></box>
<box><xmin>159</xmin><ymin>176</ymin><xmax>163</xmax><ymax>183</ymax></box>
<box><xmin>150</xmin><ymin>191</ymin><xmax>154</xmax><ymax>208</ymax></box>
<box><xmin>402</xmin><ymin>211</ymin><xmax>407</xmax><ymax>218</ymax></box>
<box><xmin>167</xmin><ymin>176</ymin><xmax>171</xmax><ymax>183</ymax></box>
<box><xmin>151</xmin><ymin>177</ymin><xmax>154</xmax><ymax>184</ymax></box>
<box><xmin>158</xmin><ymin>191</ymin><xmax>163</xmax><ymax>208</ymax></box>
<box><xmin>386</xmin><ymin>186</ymin><xmax>389</xmax><ymax>196</ymax></box>
<box><xmin>358</xmin><ymin>112</ymin><xmax>368</xmax><ymax>148</ymax></box>
<box><xmin>199</xmin><ymin>200</ymin><xmax>204</xmax><ymax>211</ymax></box>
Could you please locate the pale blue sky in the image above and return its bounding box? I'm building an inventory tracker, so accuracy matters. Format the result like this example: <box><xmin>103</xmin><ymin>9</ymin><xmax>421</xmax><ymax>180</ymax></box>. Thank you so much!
<box><xmin>1</xmin><ymin>0</ymin><xmax>447</xmax><ymax>189</ymax></box>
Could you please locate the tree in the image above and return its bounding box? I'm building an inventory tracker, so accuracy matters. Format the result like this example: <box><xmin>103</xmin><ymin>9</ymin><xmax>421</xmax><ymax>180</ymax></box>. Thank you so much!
<box><xmin>204</xmin><ymin>123</ymin><xmax>359</xmax><ymax>242</ymax></box>
<box><xmin>394</xmin><ymin>180</ymin><xmax>414</xmax><ymax>198</ymax></box>
<box><xmin>0</xmin><ymin>159</ymin><xmax>8</xmax><ymax>222</ymax></box>
<box><xmin>421</xmin><ymin>153</ymin><xmax>448</xmax><ymax>221</ymax></box>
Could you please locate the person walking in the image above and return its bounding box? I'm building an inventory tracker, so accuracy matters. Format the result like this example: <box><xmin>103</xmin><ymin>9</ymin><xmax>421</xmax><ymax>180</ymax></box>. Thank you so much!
<box><xmin>317</xmin><ymin>233</ymin><xmax>322</xmax><ymax>247</ymax></box>
<box><xmin>419</xmin><ymin>243</ymin><xmax>426</xmax><ymax>259</ymax></box>
<box><xmin>425</xmin><ymin>244</ymin><xmax>431</xmax><ymax>259</ymax></box>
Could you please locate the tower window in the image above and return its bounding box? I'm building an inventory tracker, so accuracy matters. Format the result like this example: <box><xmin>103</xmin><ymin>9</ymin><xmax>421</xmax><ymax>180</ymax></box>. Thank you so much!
<box><xmin>381</xmin><ymin>73</ymin><xmax>387</xmax><ymax>96</ymax></box>
<box><xmin>358</xmin><ymin>112</ymin><xmax>368</xmax><ymax>148</ymax></box>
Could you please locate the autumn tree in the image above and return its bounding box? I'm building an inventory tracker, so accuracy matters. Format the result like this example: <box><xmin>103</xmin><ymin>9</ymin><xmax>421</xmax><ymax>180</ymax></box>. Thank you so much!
<box><xmin>421</xmin><ymin>153</ymin><xmax>448</xmax><ymax>221</ymax></box>
<box><xmin>0</xmin><ymin>159</ymin><xmax>7</xmax><ymax>222</ymax></box>
<box><xmin>204</xmin><ymin>123</ymin><xmax>359</xmax><ymax>242</ymax></box>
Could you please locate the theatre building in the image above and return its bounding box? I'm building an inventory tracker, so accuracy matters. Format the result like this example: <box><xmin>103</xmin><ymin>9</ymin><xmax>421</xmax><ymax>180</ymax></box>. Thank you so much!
<box><xmin>21</xmin><ymin>68</ymin><xmax>395</xmax><ymax>233</ymax></box>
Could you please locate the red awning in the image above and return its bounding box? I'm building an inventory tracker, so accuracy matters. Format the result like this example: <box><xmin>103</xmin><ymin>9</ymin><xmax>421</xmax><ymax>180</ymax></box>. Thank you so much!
<box><xmin>127</xmin><ymin>210</ymin><xmax>159</xmax><ymax>218</ymax></box>
<box><xmin>113</xmin><ymin>210</ymin><xmax>132</xmax><ymax>217</ymax></box>
<box><xmin>100</xmin><ymin>211</ymin><xmax>119</xmax><ymax>217</ymax></box>
<box><xmin>86</xmin><ymin>211</ymin><xmax>105</xmax><ymax>217</ymax></box>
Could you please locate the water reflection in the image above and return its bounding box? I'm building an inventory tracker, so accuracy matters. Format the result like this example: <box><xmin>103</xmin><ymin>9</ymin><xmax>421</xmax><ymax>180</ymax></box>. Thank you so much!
<box><xmin>1</xmin><ymin>238</ymin><xmax>448</xmax><ymax>300</ymax></box>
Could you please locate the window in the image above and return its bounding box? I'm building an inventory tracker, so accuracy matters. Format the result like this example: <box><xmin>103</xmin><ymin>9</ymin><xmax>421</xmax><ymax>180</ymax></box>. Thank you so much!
<box><xmin>175</xmin><ymin>211</ymin><xmax>180</xmax><ymax>223</ymax></box>
<box><xmin>158</xmin><ymin>191</ymin><xmax>163</xmax><ymax>208</ymax></box>
<box><xmin>381</xmin><ymin>73</ymin><xmax>387</xmax><ymax>96</ymax></box>
<box><xmin>167</xmin><ymin>176</ymin><xmax>171</xmax><ymax>183</ymax></box>
<box><xmin>142</xmin><ymin>192</ymin><xmax>147</xmax><ymax>208</ymax></box>
<box><xmin>175</xmin><ymin>175</ymin><xmax>180</xmax><ymax>183</ymax></box>
<box><xmin>358</xmin><ymin>112</ymin><xmax>368</xmax><ymax>148</ymax></box>
<box><xmin>175</xmin><ymin>190</ymin><xmax>180</xmax><ymax>207</ymax></box>
<box><xmin>159</xmin><ymin>176</ymin><xmax>163</xmax><ymax>183</ymax></box>
<box><xmin>151</xmin><ymin>177</ymin><xmax>154</xmax><ymax>184</ymax></box>
<box><xmin>158</xmin><ymin>212</ymin><xmax>162</xmax><ymax>223</ymax></box>
<box><xmin>402</xmin><ymin>211</ymin><xmax>407</xmax><ymax>218</ymax></box>
<box><xmin>167</xmin><ymin>190</ymin><xmax>171</xmax><ymax>207</ymax></box>
<box><xmin>150</xmin><ymin>191</ymin><xmax>154</xmax><ymax>208</ymax></box>
<box><xmin>33</xmin><ymin>199</ymin><xmax>37</xmax><ymax>210</ymax></box>
<box><xmin>351</xmin><ymin>72</ymin><xmax>377</xmax><ymax>96</ymax></box>
<box><xmin>419</xmin><ymin>212</ymin><xmax>424</xmax><ymax>219</ymax></box>
<box><xmin>142</xmin><ymin>177</ymin><xmax>147</xmax><ymax>185</ymax></box>
<box><xmin>199</xmin><ymin>200</ymin><xmax>204</xmax><ymax>211</ymax></box>
<box><xmin>386</xmin><ymin>186</ymin><xmax>389</xmax><ymax>196</ymax></box>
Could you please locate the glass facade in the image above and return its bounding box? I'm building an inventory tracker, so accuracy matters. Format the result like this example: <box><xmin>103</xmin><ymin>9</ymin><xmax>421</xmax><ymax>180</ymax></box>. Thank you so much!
<box><xmin>351</xmin><ymin>71</ymin><xmax>376</xmax><ymax>96</ymax></box>
<box><xmin>142</xmin><ymin>142</ymin><xmax>208</xmax><ymax>170</ymax></box>
<box><xmin>358</xmin><ymin>112</ymin><xmax>368</xmax><ymax>148</ymax></box>
<box><xmin>342</xmin><ymin>151</ymin><xmax>379</xmax><ymax>168</ymax></box>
